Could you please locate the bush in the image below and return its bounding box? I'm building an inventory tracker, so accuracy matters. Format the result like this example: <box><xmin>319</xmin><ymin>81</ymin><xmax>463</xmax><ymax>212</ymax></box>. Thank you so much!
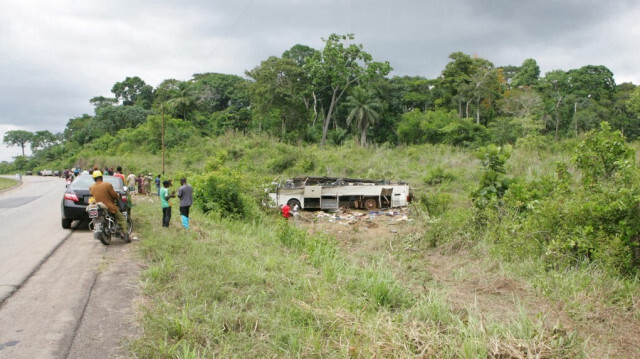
<box><xmin>424</xmin><ymin>166</ymin><xmax>456</xmax><ymax>185</ymax></box>
<box><xmin>192</xmin><ymin>169</ymin><xmax>258</xmax><ymax>220</ymax></box>
<box><xmin>485</xmin><ymin>123</ymin><xmax>640</xmax><ymax>275</ymax></box>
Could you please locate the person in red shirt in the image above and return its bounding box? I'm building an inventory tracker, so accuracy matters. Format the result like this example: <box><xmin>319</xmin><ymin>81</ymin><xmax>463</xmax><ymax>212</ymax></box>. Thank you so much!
<box><xmin>281</xmin><ymin>204</ymin><xmax>291</xmax><ymax>219</ymax></box>
<box><xmin>114</xmin><ymin>166</ymin><xmax>126</xmax><ymax>185</ymax></box>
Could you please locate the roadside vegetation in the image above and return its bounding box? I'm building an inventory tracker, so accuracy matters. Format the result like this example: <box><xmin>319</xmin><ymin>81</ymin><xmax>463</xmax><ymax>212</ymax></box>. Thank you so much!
<box><xmin>0</xmin><ymin>177</ymin><xmax>18</xmax><ymax>191</ymax></box>
<box><xmin>113</xmin><ymin>128</ymin><xmax>638</xmax><ymax>358</ymax></box>
<box><xmin>2</xmin><ymin>33</ymin><xmax>640</xmax><ymax>357</ymax></box>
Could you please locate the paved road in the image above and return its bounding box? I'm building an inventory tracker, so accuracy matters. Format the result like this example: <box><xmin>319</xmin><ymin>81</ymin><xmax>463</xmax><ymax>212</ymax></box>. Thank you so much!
<box><xmin>0</xmin><ymin>176</ymin><xmax>140</xmax><ymax>358</ymax></box>
<box><xmin>0</xmin><ymin>175</ymin><xmax>72</xmax><ymax>302</ymax></box>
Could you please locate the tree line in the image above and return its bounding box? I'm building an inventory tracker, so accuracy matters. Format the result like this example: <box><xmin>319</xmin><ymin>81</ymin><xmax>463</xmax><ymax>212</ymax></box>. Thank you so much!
<box><xmin>4</xmin><ymin>33</ymin><xmax>640</xmax><ymax>167</ymax></box>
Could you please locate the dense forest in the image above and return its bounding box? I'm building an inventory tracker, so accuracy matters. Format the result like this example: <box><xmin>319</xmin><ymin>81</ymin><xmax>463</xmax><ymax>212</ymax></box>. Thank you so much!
<box><xmin>3</xmin><ymin>33</ymin><xmax>640</xmax><ymax>171</ymax></box>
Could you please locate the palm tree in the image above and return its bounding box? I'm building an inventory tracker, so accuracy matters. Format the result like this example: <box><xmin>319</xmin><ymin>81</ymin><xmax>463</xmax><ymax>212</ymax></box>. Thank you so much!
<box><xmin>345</xmin><ymin>87</ymin><xmax>382</xmax><ymax>147</ymax></box>
<box><xmin>167</xmin><ymin>82</ymin><xmax>196</xmax><ymax>121</ymax></box>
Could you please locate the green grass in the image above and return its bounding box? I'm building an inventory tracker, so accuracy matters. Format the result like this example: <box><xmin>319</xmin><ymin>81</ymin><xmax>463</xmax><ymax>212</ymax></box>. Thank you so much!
<box><xmin>0</xmin><ymin>177</ymin><xmax>18</xmax><ymax>190</ymax></box>
<box><xmin>129</xmin><ymin>199</ymin><xmax>583</xmax><ymax>358</ymax></box>
<box><xmin>42</xmin><ymin>132</ymin><xmax>638</xmax><ymax>356</ymax></box>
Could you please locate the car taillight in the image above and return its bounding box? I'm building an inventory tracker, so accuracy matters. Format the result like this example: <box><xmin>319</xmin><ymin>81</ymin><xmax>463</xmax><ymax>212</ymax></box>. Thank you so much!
<box><xmin>64</xmin><ymin>192</ymin><xmax>79</xmax><ymax>202</ymax></box>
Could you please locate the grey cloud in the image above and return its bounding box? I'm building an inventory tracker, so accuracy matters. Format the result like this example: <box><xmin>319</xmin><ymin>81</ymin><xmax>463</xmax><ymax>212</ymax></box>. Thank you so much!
<box><xmin>0</xmin><ymin>0</ymin><xmax>638</xmax><ymax>141</ymax></box>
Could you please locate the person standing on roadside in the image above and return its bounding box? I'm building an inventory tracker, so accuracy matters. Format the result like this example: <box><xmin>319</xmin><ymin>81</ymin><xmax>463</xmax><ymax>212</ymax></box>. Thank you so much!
<box><xmin>160</xmin><ymin>180</ymin><xmax>175</xmax><ymax>227</ymax></box>
<box><xmin>143</xmin><ymin>173</ymin><xmax>152</xmax><ymax>195</ymax></box>
<box><xmin>155</xmin><ymin>174</ymin><xmax>161</xmax><ymax>196</ymax></box>
<box><xmin>177</xmin><ymin>177</ymin><xmax>193</xmax><ymax>229</ymax></box>
<box><xmin>136</xmin><ymin>174</ymin><xmax>144</xmax><ymax>194</ymax></box>
<box><xmin>114</xmin><ymin>166</ymin><xmax>125</xmax><ymax>184</ymax></box>
<box><xmin>127</xmin><ymin>172</ymin><xmax>136</xmax><ymax>193</ymax></box>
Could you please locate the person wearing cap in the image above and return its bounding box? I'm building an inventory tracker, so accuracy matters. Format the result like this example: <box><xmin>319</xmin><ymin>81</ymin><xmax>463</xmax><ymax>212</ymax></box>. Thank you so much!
<box><xmin>89</xmin><ymin>170</ymin><xmax>129</xmax><ymax>242</ymax></box>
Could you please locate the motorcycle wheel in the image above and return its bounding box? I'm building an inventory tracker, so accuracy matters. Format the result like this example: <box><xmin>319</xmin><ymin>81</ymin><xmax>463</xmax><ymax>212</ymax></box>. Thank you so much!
<box><xmin>99</xmin><ymin>230</ymin><xmax>111</xmax><ymax>246</ymax></box>
<box><xmin>126</xmin><ymin>216</ymin><xmax>133</xmax><ymax>235</ymax></box>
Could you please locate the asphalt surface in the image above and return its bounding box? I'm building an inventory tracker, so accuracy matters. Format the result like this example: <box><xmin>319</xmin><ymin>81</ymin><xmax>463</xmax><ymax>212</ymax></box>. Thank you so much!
<box><xmin>0</xmin><ymin>176</ymin><xmax>71</xmax><ymax>302</ymax></box>
<box><xmin>0</xmin><ymin>176</ymin><xmax>141</xmax><ymax>358</ymax></box>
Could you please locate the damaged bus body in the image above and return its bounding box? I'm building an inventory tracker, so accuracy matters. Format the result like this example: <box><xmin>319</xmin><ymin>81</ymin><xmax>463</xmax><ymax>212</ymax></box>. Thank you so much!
<box><xmin>269</xmin><ymin>177</ymin><xmax>412</xmax><ymax>211</ymax></box>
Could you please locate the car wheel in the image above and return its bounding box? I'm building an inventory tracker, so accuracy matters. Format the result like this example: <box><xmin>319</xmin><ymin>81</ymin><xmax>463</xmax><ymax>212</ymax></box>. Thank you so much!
<box><xmin>61</xmin><ymin>218</ymin><xmax>72</xmax><ymax>229</ymax></box>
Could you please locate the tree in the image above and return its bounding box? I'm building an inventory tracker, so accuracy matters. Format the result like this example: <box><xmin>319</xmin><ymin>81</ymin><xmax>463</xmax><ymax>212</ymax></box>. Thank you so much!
<box><xmin>3</xmin><ymin>130</ymin><xmax>33</xmax><ymax>157</ymax></box>
<box><xmin>166</xmin><ymin>81</ymin><xmax>197</xmax><ymax>121</ymax></box>
<box><xmin>538</xmin><ymin>70</ymin><xmax>571</xmax><ymax>139</ymax></box>
<box><xmin>511</xmin><ymin>58</ymin><xmax>540</xmax><ymax>88</ymax></box>
<box><xmin>246</xmin><ymin>56</ymin><xmax>310</xmax><ymax>137</ymax></box>
<box><xmin>345</xmin><ymin>87</ymin><xmax>382</xmax><ymax>147</ymax></box>
<box><xmin>84</xmin><ymin>106</ymin><xmax>151</xmax><ymax>141</ymax></box>
<box><xmin>437</xmin><ymin>52</ymin><xmax>499</xmax><ymax>123</ymax></box>
<box><xmin>64</xmin><ymin>114</ymin><xmax>92</xmax><ymax>144</ymax></box>
<box><xmin>305</xmin><ymin>33</ymin><xmax>391</xmax><ymax>146</ymax></box>
<box><xmin>282</xmin><ymin>44</ymin><xmax>319</xmax><ymax>67</ymax></box>
<box><xmin>31</xmin><ymin>130</ymin><xmax>56</xmax><ymax>151</ymax></box>
<box><xmin>437</xmin><ymin>52</ymin><xmax>475</xmax><ymax>116</ymax></box>
<box><xmin>499</xmin><ymin>88</ymin><xmax>543</xmax><ymax>118</ymax></box>
<box><xmin>469</xmin><ymin>64</ymin><xmax>501</xmax><ymax>124</ymax></box>
<box><xmin>111</xmin><ymin>76</ymin><xmax>154</xmax><ymax>109</ymax></box>
<box><xmin>190</xmin><ymin>73</ymin><xmax>250</xmax><ymax>113</ymax></box>
<box><xmin>89</xmin><ymin>96</ymin><xmax>118</xmax><ymax>109</ymax></box>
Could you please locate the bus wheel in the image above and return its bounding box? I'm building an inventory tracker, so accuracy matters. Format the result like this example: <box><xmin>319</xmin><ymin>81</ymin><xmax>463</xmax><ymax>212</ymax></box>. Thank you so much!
<box><xmin>364</xmin><ymin>198</ymin><xmax>378</xmax><ymax>210</ymax></box>
<box><xmin>287</xmin><ymin>199</ymin><xmax>301</xmax><ymax>209</ymax></box>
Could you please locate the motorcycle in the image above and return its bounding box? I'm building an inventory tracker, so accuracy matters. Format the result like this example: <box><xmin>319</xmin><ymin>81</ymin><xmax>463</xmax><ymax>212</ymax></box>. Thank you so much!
<box><xmin>86</xmin><ymin>199</ymin><xmax>133</xmax><ymax>245</ymax></box>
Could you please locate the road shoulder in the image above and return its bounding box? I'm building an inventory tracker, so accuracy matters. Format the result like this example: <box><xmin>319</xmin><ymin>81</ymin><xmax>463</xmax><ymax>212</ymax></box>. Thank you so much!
<box><xmin>67</xmin><ymin>241</ymin><xmax>143</xmax><ymax>359</ymax></box>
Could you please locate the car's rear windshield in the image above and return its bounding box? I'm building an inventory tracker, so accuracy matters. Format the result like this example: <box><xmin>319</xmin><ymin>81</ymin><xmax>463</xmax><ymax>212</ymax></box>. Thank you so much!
<box><xmin>71</xmin><ymin>175</ymin><xmax>123</xmax><ymax>190</ymax></box>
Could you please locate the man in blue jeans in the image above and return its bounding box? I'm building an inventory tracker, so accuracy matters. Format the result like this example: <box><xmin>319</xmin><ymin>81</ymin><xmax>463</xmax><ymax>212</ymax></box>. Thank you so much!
<box><xmin>177</xmin><ymin>177</ymin><xmax>193</xmax><ymax>229</ymax></box>
<box><xmin>155</xmin><ymin>174</ymin><xmax>161</xmax><ymax>196</ymax></box>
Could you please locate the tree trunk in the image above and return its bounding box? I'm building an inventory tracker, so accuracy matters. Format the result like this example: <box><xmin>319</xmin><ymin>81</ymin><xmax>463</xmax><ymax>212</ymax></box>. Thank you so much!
<box><xmin>476</xmin><ymin>99</ymin><xmax>480</xmax><ymax>124</ymax></box>
<box><xmin>321</xmin><ymin>89</ymin><xmax>339</xmax><ymax>146</ymax></box>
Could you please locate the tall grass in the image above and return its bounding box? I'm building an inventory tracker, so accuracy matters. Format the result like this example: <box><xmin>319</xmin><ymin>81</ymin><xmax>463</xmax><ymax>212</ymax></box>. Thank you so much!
<box><xmin>70</xmin><ymin>132</ymin><xmax>639</xmax><ymax>356</ymax></box>
<box><xmin>130</xmin><ymin>199</ymin><xmax>582</xmax><ymax>358</ymax></box>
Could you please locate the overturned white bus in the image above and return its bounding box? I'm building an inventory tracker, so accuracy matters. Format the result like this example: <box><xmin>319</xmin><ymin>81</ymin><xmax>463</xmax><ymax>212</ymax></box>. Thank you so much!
<box><xmin>268</xmin><ymin>176</ymin><xmax>412</xmax><ymax>211</ymax></box>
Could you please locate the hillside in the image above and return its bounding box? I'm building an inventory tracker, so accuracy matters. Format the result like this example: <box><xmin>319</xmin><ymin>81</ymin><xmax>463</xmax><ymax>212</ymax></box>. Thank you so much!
<box><xmin>55</xmin><ymin>131</ymin><xmax>640</xmax><ymax>358</ymax></box>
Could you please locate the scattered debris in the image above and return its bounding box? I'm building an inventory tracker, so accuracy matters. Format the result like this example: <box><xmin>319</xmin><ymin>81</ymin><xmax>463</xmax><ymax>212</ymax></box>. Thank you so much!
<box><xmin>305</xmin><ymin>207</ymin><xmax>412</xmax><ymax>226</ymax></box>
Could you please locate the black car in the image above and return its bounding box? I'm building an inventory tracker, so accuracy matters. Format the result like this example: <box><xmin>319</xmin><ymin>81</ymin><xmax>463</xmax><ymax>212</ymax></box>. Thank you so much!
<box><xmin>61</xmin><ymin>175</ymin><xmax>129</xmax><ymax>229</ymax></box>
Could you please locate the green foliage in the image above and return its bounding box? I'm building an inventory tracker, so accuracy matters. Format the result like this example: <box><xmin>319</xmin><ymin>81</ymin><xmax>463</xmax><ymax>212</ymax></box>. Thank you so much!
<box><xmin>472</xmin><ymin>144</ymin><xmax>512</xmax><ymax>211</ymax></box>
<box><xmin>397</xmin><ymin>109</ymin><xmax>487</xmax><ymax>146</ymax></box>
<box><xmin>573</xmin><ymin>122</ymin><xmax>634</xmax><ymax>183</ymax></box>
<box><xmin>191</xmin><ymin>169</ymin><xmax>258</xmax><ymax>220</ymax></box>
<box><xmin>424</xmin><ymin>166</ymin><xmax>456</xmax><ymax>185</ymax></box>
<box><xmin>483</xmin><ymin>123</ymin><xmax>640</xmax><ymax>275</ymax></box>
<box><xmin>419</xmin><ymin>191</ymin><xmax>452</xmax><ymax>217</ymax></box>
<box><xmin>3</xmin><ymin>130</ymin><xmax>33</xmax><ymax>157</ymax></box>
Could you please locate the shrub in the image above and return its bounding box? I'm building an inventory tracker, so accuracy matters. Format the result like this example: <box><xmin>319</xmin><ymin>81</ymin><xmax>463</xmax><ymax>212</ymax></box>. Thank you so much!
<box><xmin>471</xmin><ymin>144</ymin><xmax>512</xmax><ymax>211</ymax></box>
<box><xmin>424</xmin><ymin>166</ymin><xmax>456</xmax><ymax>185</ymax></box>
<box><xmin>192</xmin><ymin>169</ymin><xmax>258</xmax><ymax>220</ymax></box>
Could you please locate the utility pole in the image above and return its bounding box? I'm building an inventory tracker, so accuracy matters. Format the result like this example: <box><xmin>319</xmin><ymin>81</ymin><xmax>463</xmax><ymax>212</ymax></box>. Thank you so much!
<box><xmin>161</xmin><ymin>104</ymin><xmax>165</xmax><ymax>175</ymax></box>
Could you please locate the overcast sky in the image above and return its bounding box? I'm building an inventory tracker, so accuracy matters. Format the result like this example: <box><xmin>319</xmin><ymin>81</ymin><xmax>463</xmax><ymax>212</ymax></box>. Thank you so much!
<box><xmin>1</xmin><ymin>0</ymin><xmax>639</xmax><ymax>162</ymax></box>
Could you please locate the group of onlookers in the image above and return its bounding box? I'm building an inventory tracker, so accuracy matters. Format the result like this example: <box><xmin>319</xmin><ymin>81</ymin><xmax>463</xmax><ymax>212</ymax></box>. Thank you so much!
<box><xmin>62</xmin><ymin>165</ymin><xmax>193</xmax><ymax>230</ymax></box>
